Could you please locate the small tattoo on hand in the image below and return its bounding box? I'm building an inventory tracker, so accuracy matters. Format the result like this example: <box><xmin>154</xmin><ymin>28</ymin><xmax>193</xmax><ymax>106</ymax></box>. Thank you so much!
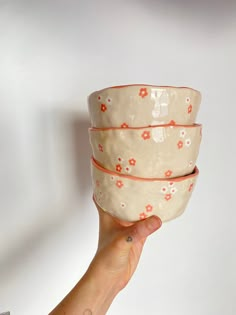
<box><xmin>126</xmin><ymin>236</ymin><xmax>133</xmax><ymax>242</ymax></box>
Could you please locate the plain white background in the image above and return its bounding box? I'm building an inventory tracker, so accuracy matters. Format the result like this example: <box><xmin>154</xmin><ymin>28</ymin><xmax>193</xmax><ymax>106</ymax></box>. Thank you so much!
<box><xmin>0</xmin><ymin>0</ymin><xmax>236</xmax><ymax>314</ymax></box>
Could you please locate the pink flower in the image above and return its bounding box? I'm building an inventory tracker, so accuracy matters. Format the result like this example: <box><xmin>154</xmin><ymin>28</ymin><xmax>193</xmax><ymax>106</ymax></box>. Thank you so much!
<box><xmin>116</xmin><ymin>164</ymin><xmax>122</xmax><ymax>172</ymax></box>
<box><xmin>165</xmin><ymin>170</ymin><xmax>172</xmax><ymax>178</ymax></box>
<box><xmin>101</xmin><ymin>103</ymin><xmax>107</xmax><ymax>112</ymax></box>
<box><xmin>139</xmin><ymin>212</ymin><xmax>147</xmax><ymax>220</ymax></box>
<box><xmin>139</xmin><ymin>88</ymin><xmax>148</xmax><ymax>98</ymax></box>
<box><xmin>177</xmin><ymin>140</ymin><xmax>184</xmax><ymax>149</ymax></box>
<box><xmin>145</xmin><ymin>204</ymin><xmax>153</xmax><ymax>212</ymax></box>
<box><xmin>169</xmin><ymin>120</ymin><xmax>176</xmax><ymax>125</ymax></box>
<box><xmin>188</xmin><ymin>104</ymin><xmax>192</xmax><ymax>114</ymax></box>
<box><xmin>141</xmin><ymin>131</ymin><xmax>151</xmax><ymax>140</ymax></box>
<box><xmin>129</xmin><ymin>158</ymin><xmax>136</xmax><ymax>166</ymax></box>
<box><xmin>165</xmin><ymin>194</ymin><xmax>172</xmax><ymax>201</ymax></box>
<box><xmin>188</xmin><ymin>183</ymin><xmax>194</xmax><ymax>192</ymax></box>
<box><xmin>98</xmin><ymin>144</ymin><xmax>103</xmax><ymax>152</ymax></box>
<box><xmin>121</xmin><ymin>122</ymin><xmax>129</xmax><ymax>128</ymax></box>
<box><xmin>116</xmin><ymin>180</ymin><xmax>124</xmax><ymax>189</ymax></box>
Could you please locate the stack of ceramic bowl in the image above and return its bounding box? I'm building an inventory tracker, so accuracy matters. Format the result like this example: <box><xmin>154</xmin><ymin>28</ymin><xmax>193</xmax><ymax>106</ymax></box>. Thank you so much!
<box><xmin>88</xmin><ymin>85</ymin><xmax>202</xmax><ymax>222</ymax></box>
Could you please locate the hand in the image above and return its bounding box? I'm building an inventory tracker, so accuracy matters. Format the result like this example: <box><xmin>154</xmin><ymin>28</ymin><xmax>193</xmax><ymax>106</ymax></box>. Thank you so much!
<box><xmin>89</xmin><ymin>198</ymin><xmax>162</xmax><ymax>292</ymax></box>
<box><xmin>49</xmin><ymin>199</ymin><xmax>162</xmax><ymax>315</ymax></box>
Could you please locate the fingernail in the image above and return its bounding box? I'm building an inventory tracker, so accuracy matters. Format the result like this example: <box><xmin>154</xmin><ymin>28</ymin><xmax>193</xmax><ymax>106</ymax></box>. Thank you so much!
<box><xmin>148</xmin><ymin>216</ymin><xmax>162</xmax><ymax>230</ymax></box>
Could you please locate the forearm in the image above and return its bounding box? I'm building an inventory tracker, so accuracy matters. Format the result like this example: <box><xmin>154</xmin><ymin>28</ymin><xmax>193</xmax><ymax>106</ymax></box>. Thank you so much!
<box><xmin>49</xmin><ymin>263</ymin><xmax>119</xmax><ymax>315</ymax></box>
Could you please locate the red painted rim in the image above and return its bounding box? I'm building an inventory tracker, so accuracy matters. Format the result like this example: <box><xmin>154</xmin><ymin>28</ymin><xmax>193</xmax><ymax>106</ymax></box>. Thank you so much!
<box><xmin>92</xmin><ymin>157</ymin><xmax>199</xmax><ymax>182</ymax></box>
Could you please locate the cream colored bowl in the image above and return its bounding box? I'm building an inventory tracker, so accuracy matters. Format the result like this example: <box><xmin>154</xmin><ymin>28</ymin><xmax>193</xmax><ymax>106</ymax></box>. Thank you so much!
<box><xmin>89</xmin><ymin>124</ymin><xmax>202</xmax><ymax>179</ymax></box>
<box><xmin>88</xmin><ymin>84</ymin><xmax>201</xmax><ymax>128</ymax></box>
<box><xmin>91</xmin><ymin>158</ymin><xmax>199</xmax><ymax>222</ymax></box>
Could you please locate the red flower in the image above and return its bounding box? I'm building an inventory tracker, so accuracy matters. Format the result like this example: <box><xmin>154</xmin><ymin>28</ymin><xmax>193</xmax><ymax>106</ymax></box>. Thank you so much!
<box><xmin>129</xmin><ymin>158</ymin><xmax>136</xmax><ymax>166</ymax></box>
<box><xmin>169</xmin><ymin>120</ymin><xmax>176</xmax><ymax>125</ymax></box>
<box><xmin>139</xmin><ymin>88</ymin><xmax>148</xmax><ymax>98</ymax></box>
<box><xmin>177</xmin><ymin>140</ymin><xmax>184</xmax><ymax>149</ymax></box>
<box><xmin>139</xmin><ymin>212</ymin><xmax>147</xmax><ymax>220</ymax></box>
<box><xmin>188</xmin><ymin>183</ymin><xmax>194</xmax><ymax>192</ymax></box>
<box><xmin>98</xmin><ymin>144</ymin><xmax>103</xmax><ymax>152</ymax></box>
<box><xmin>101</xmin><ymin>103</ymin><xmax>107</xmax><ymax>112</ymax></box>
<box><xmin>145</xmin><ymin>204</ymin><xmax>153</xmax><ymax>212</ymax></box>
<box><xmin>188</xmin><ymin>104</ymin><xmax>192</xmax><ymax>114</ymax></box>
<box><xmin>121</xmin><ymin>122</ymin><xmax>129</xmax><ymax>128</ymax></box>
<box><xmin>141</xmin><ymin>131</ymin><xmax>151</xmax><ymax>140</ymax></box>
<box><xmin>116</xmin><ymin>180</ymin><xmax>124</xmax><ymax>189</ymax></box>
<box><xmin>165</xmin><ymin>170</ymin><xmax>172</xmax><ymax>177</ymax></box>
<box><xmin>165</xmin><ymin>194</ymin><xmax>172</xmax><ymax>201</ymax></box>
<box><xmin>116</xmin><ymin>164</ymin><xmax>122</xmax><ymax>172</ymax></box>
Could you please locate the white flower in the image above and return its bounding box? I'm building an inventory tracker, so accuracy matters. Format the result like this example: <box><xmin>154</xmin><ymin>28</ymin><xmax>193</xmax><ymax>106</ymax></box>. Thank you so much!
<box><xmin>124</xmin><ymin>166</ymin><xmax>131</xmax><ymax>173</ymax></box>
<box><xmin>160</xmin><ymin>186</ymin><xmax>168</xmax><ymax>194</ymax></box>
<box><xmin>168</xmin><ymin>182</ymin><xmax>174</xmax><ymax>187</ymax></box>
<box><xmin>120</xmin><ymin>202</ymin><xmax>126</xmax><ymax>208</ymax></box>
<box><xmin>170</xmin><ymin>187</ymin><xmax>177</xmax><ymax>194</ymax></box>
<box><xmin>180</xmin><ymin>129</ymin><xmax>186</xmax><ymax>138</ymax></box>
<box><xmin>186</xmin><ymin>96</ymin><xmax>191</xmax><ymax>103</ymax></box>
<box><xmin>106</xmin><ymin>96</ymin><xmax>112</xmax><ymax>104</ymax></box>
<box><xmin>185</xmin><ymin>138</ymin><xmax>192</xmax><ymax>147</ymax></box>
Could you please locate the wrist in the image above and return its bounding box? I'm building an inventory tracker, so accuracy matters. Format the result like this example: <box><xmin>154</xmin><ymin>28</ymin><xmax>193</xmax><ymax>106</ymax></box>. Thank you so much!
<box><xmin>81</xmin><ymin>264</ymin><xmax>119</xmax><ymax>315</ymax></box>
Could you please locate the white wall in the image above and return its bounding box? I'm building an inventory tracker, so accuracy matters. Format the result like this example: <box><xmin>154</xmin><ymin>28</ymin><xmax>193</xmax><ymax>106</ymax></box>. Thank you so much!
<box><xmin>0</xmin><ymin>0</ymin><xmax>236</xmax><ymax>314</ymax></box>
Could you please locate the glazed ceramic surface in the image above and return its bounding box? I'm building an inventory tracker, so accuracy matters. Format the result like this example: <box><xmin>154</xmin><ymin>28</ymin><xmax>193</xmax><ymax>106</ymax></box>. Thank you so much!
<box><xmin>89</xmin><ymin>124</ymin><xmax>202</xmax><ymax>178</ymax></box>
<box><xmin>88</xmin><ymin>85</ymin><xmax>201</xmax><ymax>128</ymax></box>
<box><xmin>91</xmin><ymin>158</ymin><xmax>199</xmax><ymax>222</ymax></box>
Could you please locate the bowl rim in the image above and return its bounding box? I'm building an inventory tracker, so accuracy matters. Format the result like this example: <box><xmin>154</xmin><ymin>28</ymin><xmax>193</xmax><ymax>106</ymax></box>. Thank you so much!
<box><xmin>88</xmin><ymin>84</ymin><xmax>201</xmax><ymax>97</ymax></box>
<box><xmin>89</xmin><ymin>123</ymin><xmax>202</xmax><ymax>132</ymax></box>
<box><xmin>92</xmin><ymin>157</ymin><xmax>199</xmax><ymax>182</ymax></box>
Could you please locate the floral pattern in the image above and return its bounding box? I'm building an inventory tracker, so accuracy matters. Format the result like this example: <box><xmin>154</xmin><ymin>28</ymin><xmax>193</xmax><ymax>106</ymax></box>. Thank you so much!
<box><xmin>188</xmin><ymin>183</ymin><xmax>194</xmax><ymax>192</ymax></box>
<box><xmin>101</xmin><ymin>104</ymin><xmax>107</xmax><ymax>112</ymax></box>
<box><xmin>165</xmin><ymin>194</ymin><xmax>172</xmax><ymax>201</ymax></box>
<box><xmin>139</xmin><ymin>88</ymin><xmax>148</xmax><ymax>98</ymax></box>
<box><xmin>165</xmin><ymin>170</ymin><xmax>173</xmax><ymax>177</ymax></box>
<box><xmin>145</xmin><ymin>204</ymin><xmax>153</xmax><ymax>212</ymax></box>
<box><xmin>161</xmin><ymin>186</ymin><xmax>168</xmax><ymax>194</ymax></box>
<box><xmin>185</xmin><ymin>138</ymin><xmax>191</xmax><ymax>147</ymax></box>
<box><xmin>116</xmin><ymin>164</ymin><xmax>122</xmax><ymax>172</ymax></box>
<box><xmin>121</xmin><ymin>122</ymin><xmax>129</xmax><ymax>128</ymax></box>
<box><xmin>139</xmin><ymin>212</ymin><xmax>147</xmax><ymax>220</ymax></box>
<box><xmin>124</xmin><ymin>166</ymin><xmax>131</xmax><ymax>173</ymax></box>
<box><xmin>141</xmin><ymin>130</ymin><xmax>151</xmax><ymax>140</ymax></box>
<box><xmin>188</xmin><ymin>104</ymin><xmax>193</xmax><ymax>114</ymax></box>
<box><xmin>180</xmin><ymin>129</ymin><xmax>186</xmax><ymax>138</ymax></box>
<box><xmin>116</xmin><ymin>180</ymin><xmax>124</xmax><ymax>189</ymax></box>
<box><xmin>169</xmin><ymin>120</ymin><xmax>176</xmax><ymax>125</ymax></box>
<box><xmin>177</xmin><ymin>140</ymin><xmax>184</xmax><ymax>149</ymax></box>
<box><xmin>98</xmin><ymin>144</ymin><xmax>103</xmax><ymax>152</ymax></box>
<box><xmin>129</xmin><ymin>158</ymin><xmax>136</xmax><ymax>166</ymax></box>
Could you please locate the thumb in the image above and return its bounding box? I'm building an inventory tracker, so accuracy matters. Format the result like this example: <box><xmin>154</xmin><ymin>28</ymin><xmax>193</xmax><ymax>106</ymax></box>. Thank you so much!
<box><xmin>126</xmin><ymin>215</ymin><xmax>162</xmax><ymax>244</ymax></box>
<box><xmin>115</xmin><ymin>215</ymin><xmax>162</xmax><ymax>251</ymax></box>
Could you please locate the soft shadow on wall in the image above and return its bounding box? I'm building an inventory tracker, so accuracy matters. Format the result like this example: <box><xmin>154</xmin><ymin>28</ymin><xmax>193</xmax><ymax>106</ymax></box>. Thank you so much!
<box><xmin>134</xmin><ymin>0</ymin><xmax>236</xmax><ymax>27</ymax></box>
<box><xmin>0</xmin><ymin>107</ymin><xmax>92</xmax><ymax>276</ymax></box>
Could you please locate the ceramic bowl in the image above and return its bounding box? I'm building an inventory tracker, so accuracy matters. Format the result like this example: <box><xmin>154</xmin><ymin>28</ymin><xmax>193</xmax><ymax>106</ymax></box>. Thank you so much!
<box><xmin>88</xmin><ymin>84</ymin><xmax>201</xmax><ymax>128</ymax></box>
<box><xmin>89</xmin><ymin>124</ymin><xmax>202</xmax><ymax>179</ymax></box>
<box><xmin>91</xmin><ymin>158</ymin><xmax>199</xmax><ymax>222</ymax></box>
